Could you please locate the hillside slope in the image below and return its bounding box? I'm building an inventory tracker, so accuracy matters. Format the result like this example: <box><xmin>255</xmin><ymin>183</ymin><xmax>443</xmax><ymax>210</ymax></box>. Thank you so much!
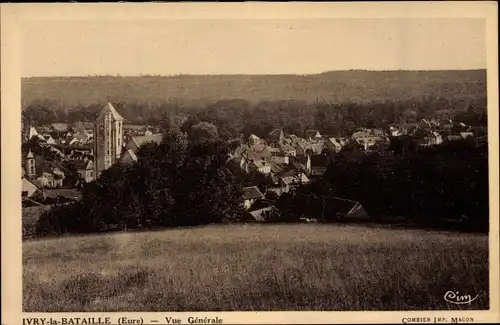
<box><xmin>22</xmin><ymin>70</ymin><xmax>487</xmax><ymax>107</ymax></box>
<box><xmin>23</xmin><ymin>224</ymin><xmax>488</xmax><ymax>311</ymax></box>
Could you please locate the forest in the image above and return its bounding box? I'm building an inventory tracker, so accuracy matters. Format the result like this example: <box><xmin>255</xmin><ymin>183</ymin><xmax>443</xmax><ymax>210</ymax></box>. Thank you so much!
<box><xmin>22</xmin><ymin>70</ymin><xmax>486</xmax><ymax>107</ymax></box>
<box><xmin>23</xmin><ymin>96</ymin><xmax>487</xmax><ymax>140</ymax></box>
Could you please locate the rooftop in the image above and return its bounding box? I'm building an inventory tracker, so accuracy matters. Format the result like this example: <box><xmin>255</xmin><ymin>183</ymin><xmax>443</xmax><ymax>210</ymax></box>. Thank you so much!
<box><xmin>131</xmin><ymin>133</ymin><xmax>163</xmax><ymax>148</ymax></box>
<box><xmin>242</xmin><ymin>186</ymin><xmax>265</xmax><ymax>200</ymax></box>
<box><xmin>96</xmin><ymin>102</ymin><xmax>124</xmax><ymax>122</ymax></box>
<box><xmin>43</xmin><ymin>188</ymin><xmax>82</xmax><ymax>201</ymax></box>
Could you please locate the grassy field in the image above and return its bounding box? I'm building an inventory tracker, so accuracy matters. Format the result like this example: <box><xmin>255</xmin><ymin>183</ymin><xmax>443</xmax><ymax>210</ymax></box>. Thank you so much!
<box><xmin>23</xmin><ymin>224</ymin><xmax>489</xmax><ymax>312</ymax></box>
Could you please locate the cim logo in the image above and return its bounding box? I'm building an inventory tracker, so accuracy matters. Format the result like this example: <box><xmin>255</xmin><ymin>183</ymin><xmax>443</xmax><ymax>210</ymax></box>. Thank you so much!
<box><xmin>444</xmin><ymin>291</ymin><xmax>479</xmax><ymax>305</ymax></box>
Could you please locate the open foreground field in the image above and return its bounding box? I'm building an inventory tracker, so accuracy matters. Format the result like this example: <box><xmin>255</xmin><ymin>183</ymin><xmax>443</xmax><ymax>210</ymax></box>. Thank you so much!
<box><xmin>23</xmin><ymin>224</ymin><xmax>489</xmax><ymax>311</ymax></box>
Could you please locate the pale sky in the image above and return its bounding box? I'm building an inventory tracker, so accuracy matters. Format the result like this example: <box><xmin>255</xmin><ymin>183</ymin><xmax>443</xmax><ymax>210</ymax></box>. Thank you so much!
<box><xmin>21</xmin><ymin>18</ymin><xmax>486</xmax><ymax>77</ymax></box>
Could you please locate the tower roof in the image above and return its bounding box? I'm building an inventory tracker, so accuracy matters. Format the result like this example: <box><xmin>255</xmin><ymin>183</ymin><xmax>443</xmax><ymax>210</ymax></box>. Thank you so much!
<box><xmin>27</xmin><ymin>150</ymin><xmax>34</xmax><ymax>159</ymax></box>
<box><xmin>96</xmin><ymin>102</ymin><xmax>124</xmax><ymax>122</ymax></box>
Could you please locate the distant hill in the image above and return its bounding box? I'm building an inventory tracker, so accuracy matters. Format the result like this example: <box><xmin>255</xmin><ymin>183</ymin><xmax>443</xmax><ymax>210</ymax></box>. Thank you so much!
<box><xmin>22</xmin><ymin>70</ymin><xmax>487</xmax><ymax>108</ymax></box>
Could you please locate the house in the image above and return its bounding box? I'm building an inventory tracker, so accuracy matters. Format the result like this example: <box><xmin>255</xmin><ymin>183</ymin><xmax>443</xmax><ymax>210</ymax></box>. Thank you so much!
<box><xmin>270</xmin><ymin>155</ymin><xmax>289</xmax><ymax>165</ymax></box>
<box><xmin>419</xmin><ymin>119</ymin><xmax>433</xmax><ymax>129</ymax></box>
<box><xmin>352</xmin><ymin>129</ymin><xmax>387</xmax><ymax>149</ymax></box>
<box><xmin>270</xmin><ymin>161</ymin><xmax>289</xmax><ymax>175</ymax></box>
<box><xmin>36</xmin><ymin>172</ymin><xmax>64</xmax><ymax>188</ymax></box>
<box><xmin>267</xmin><ymin>161</ymin><xmax>305</xmax><ymax>197</ymax></box>
<box><xmin>125</xmin><ymin>133</ymin><xmax>163</xmax><ymax>153</ymax></box>
<box><xmin>326</xmin><ymin>137</ymin><xmax>344</xmax><ymax>153</ymax></box>
<box><xmin>231</xmin><ymin>144</ymin><xmax>249</xmax><ymax>158</ymax></box>
<box><xmin>68</xmin><ymin>137</ymin><xmax>80</xmax><ymax>146</ymax></box>
<box><xmin>248</xmin><ymin>159</ymin><xmax>271</xmax><ymax>175</ymax></box>
<box><xmin>352</xmin><ymin>130</ymin><xmax>384</xmax><ymax>150</ymax></box>
<box><xmin>54</xmin><ymin>143</ymin><xmax>94</xmax><ymax>157</ymax></box>
<box><xmin>123</xmin><ymin>124</ymin><xmax>148</xmax><ymax>135</ymax></box>
<box><xmin>401</xmin><ymin>123</ymin><xmax>419</xmax><ymax>135</ymax></box>
<box><xmin>248</xmin><ymin>134</ymin><xmax>262</xmax><ymax>146</ymax></box>
<box><xmin>51</xmin><ymin>123</ymin><xmax>69</xmax><ymax>133</ymax></box>
<box><xmin>468</xmin><ymin>126</ymin><xmax>487</xmax><ymax>138</ymax></box>
<box><xmin>268</xmin><ymin>147</ymin><xmax>282</xmax><ymax>156</ymax></box>
<box><xmin>283</xmin><ymin>134</ymin><xmax>308</xmax><ymax>156</ymax></box>
<box><xmin>280</xmin><ymin>170</ymin><xmax>310</xmax><ymax>193</ymax></box>
<box><xmin>308</xmin><ymin>154</ymin><xmax>330</xmax><ymax>177</ymax></box>
<box><xmin>42</xmin><ymin>133</ymin><xmax>56</xmax><ymax>145</ymax></box>
<box><xmin>22</xmin><ymin>176</ymin><xmax>41</xmax><ymax>198</ymax></box>
<box><xmin>305</xmin><ymin>139</ymin><xmax>326</xmax><ymax>155</ymax></box>
<box><xmin>121</xmin><ymin>148</ymin><xmax>138</xmax><ymax>164</ymax></box>
<box><xmin>246</xmin><ymin>145</ymin><xmax>271</xmax><ymax>161</ymax></box>
<box><xmin>69</xmin><ymin>130</ymin><xmax>91</xmax><ymax>145</ymax></box>
<box><xmin>389</xmin><ymin>125</ymin><xmax>399</xmax><ymax>136</ymax></box>
<box><xmin>72</xmin><ymin>121</ymin><xmax>93</xmax><ymax>131</ymax></box>
<box><xmin>440</xmin><ymin>119</ymin><xmax>454</xmax><ymax>130</ymax></box>
<box><xmin>294</xmin><ymin>141</ymin><xmax>307</xmax><ymax>157</ymax></box>
<box><xmin>240</xmin><ymin>144</ymin><xmax>272</xmax><ymax>173</ymax></box>
<box><xmin>366</xmin><ymin>141</ymin><xmax>391</xmax><ymax>152</ymax></box>
<box><xmin>271</xmin><ymin>160</ymin><xmax>300</xmax><ymax>177</ymax></box>
<box><xmin>292</xmin><ymin>158</ymin><xmax>310</xmax><ymax>175</ymax></box>
<box><xmin>74</xmin><ymin>159</ymin><xmax>94</xmax><ymax>183</ymax></box>
<box><xmin>267</xmin><ymin>184</ymin><xmax>289</xmax><ymax>197</ymax></box>
<box><xmin>23</xmin><ymin>151</ymin><xmax>70</xmax><ymax>189</ymax></box>
<box><xmin>373</xmin><ymin>129</ymin><xmax>387</xmax><ymax>137</ymax></box>
<box><xmin>245</xmin><ymin>199</ymin><xmax>278</xmax><ymax>222</ymax></box>
<box><xmin>279</xmin><ymin>143</ymin><xmax>296</xmax><ymax>157</ymax></box>
<box><xmin>460</xmin><ymin>132</ymin><xmax>475</xmax><ymax>140</ymax></box>
<box><xmin>249</xmin><ymin>207</ymin><xmax>276</xmax><ymax>221</ymax></box>
<box><xmin>52</xmin><ymin>167</ymin><xmax>65</xmax><ymax>179</ymax></box>
<box><xmin>27</xmin><ymin>127</ymin><xmax>46</xmax><ymax>141</ymax></box>
<box><xmin>304</xmin><ymin>129</ymin><xmax>321</xmax><ymax>140</ymax></box>
<box><xmin>227</xmin><ymin>144</ymin><xmax>248</xmax><ymax>168</ymax></box>
<box><xmin>266</xmin><ymin>129</ymin><xmax>284</xmax><ymax>147</ymax></box>
<box><xmin>243</xmin><ymin>186</ymin><xmax>265</xmax><ymax>210</ymax></box>
<box><xmin>43</xmin><ymin>188</ymin><xmax>82</xmax><ymax>202</ymax></box>
<box><xmin>72</xmin><ymin>122</ymin><xmax>93</xmax><ymax>140</ymax></box>
<box><xmin>319</xmin><ymin>197</ymin><xmax>369</xmax><ymax>222</ymax></box>
<box><xmin>445</xmin><ymin>135</ymin><xmax>463</xmax><ymax>142</ymax></box>
<box><xmin>423</xmin><ymin>132</ymin><xmax>444</xmax><ymax>146</ymax></box>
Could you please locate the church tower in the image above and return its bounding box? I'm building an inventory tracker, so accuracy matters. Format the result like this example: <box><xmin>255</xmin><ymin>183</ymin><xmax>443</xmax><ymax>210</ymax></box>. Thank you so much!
<box><xmin>26</xmin><ymin>150</ymin><xmax>36</xmax><ymax>177</ymax></box>
<box><xmin>93</xmin><ymin>102</ymin><xmax>124</xmax><ymax>178</ymax></box>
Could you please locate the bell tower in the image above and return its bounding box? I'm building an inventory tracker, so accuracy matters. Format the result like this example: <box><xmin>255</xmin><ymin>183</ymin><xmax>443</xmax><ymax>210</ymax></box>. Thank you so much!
<box><xmin>93</xmin><ymin>102</ymin><xmax>124</xmax><ymax>178</ymax></box>
<box><xmin>26</xmin><ymin>150</ymin><xmax>36</xmax><ymax>177</ymax></box>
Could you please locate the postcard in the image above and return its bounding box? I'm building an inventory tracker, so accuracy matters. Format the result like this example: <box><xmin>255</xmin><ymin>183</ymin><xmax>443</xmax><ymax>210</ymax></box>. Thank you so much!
<box><xmin>2</xmin><ymin>2</ymin><xmax>499</xmax><ymax>324</ymax></box>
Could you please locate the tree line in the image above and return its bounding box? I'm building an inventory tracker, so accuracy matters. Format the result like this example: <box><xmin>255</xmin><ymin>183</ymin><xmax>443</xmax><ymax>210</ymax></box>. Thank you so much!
<box><xmin>280</xmin><ymin>138</ymin><xmax>489</xmax><ymax>232</ymax></box>
<box><xmin>36</xmin><ymin>132</ymin><xmax>246</xmax><ymax>236</ymax></box>
<box><xmin>23</xmin><ymin>97</ymin><xmax>487</xmax><ymax>139</ymax></box>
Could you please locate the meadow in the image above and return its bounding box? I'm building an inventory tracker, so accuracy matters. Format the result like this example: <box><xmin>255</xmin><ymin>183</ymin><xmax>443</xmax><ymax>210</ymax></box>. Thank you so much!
<box><xmin>23</xmin><ymin>223</ymin><xmax>489</xmax><ymax>311</ymax></box>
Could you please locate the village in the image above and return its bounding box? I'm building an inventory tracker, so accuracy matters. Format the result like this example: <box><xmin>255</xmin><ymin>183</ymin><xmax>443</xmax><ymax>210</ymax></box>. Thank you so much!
<box><xmin>21</xmin><ymin>102</ymin><xmax>488</xmax><ymax>230</ymax></box>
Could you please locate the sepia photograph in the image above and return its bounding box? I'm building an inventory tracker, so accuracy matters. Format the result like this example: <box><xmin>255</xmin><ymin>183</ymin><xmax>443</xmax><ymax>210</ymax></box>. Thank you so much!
<box><xmin>2</xmin><ymin>2</ymin><xmax>499</xmax><ymax>324</ymax></box>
